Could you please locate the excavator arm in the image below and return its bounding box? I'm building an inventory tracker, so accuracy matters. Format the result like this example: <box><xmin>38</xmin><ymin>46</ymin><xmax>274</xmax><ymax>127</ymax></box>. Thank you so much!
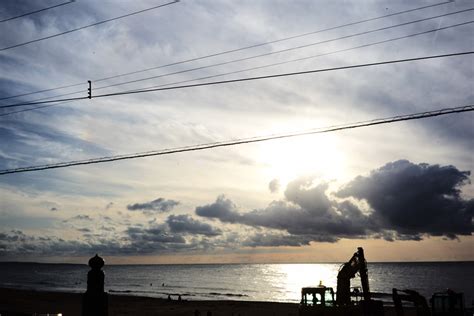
<box><xmin>392</xmin><ymin>288</ymin><xmax>430</xmax><ymax>316</ymax></box>
<box><xmin>336</xmin><ymin>247</ymin><xmax>371</xmax><ymax>306</ymax></box>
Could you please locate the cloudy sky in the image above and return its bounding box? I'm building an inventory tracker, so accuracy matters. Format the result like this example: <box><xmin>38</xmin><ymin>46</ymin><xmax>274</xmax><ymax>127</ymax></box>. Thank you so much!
<box><xmin>0</xmin><ymin>0</ymin><xmax>472</xmax><ymax>264</ymax></box>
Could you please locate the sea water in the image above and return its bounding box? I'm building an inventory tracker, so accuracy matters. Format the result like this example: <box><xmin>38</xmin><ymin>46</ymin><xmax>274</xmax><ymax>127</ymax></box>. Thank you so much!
<box><xmin>0</xmin><ymin>262</ymin><xmax>473</xmax><ymax>306</ymax></box>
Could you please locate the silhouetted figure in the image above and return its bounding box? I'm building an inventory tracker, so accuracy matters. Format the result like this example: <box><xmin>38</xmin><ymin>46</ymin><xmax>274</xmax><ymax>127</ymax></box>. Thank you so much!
<box><xmin>178</xmin><ymin>294</ymin><xmax>182</xmax><ymax>301</ymax></box>
<box><xmin>168</xmin><ymin>294</ymin><xmax>172</xmax><ymax>301</ymax></box>
<box><xmin>82</xmin><ymin>254</ymin><xmax>108</xmax><ymax>316</ymax></box>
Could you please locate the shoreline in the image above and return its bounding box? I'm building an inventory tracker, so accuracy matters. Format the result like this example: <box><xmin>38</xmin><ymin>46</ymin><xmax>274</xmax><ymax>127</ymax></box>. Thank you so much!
<box><xmin>0</xmin><ymin>288</ymin><xmax>440</xmax><ymax>316</ymax></box>
<box><xmin>0</xmin><ymin>288</ymin><xmax>299</xmax><ymax>316</ymax></box>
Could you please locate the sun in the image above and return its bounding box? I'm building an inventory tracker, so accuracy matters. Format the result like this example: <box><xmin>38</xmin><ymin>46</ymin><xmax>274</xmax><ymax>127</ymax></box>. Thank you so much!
<box><xmin>258</xmin><ymin>134</ymin><xmax>345</xmax><ymax>187</ymax></box>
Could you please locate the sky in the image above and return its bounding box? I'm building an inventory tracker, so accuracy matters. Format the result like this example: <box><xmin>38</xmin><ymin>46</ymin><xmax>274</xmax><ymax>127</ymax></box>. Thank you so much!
<box><xmin>0</xmin><ymin>0</ymin><xmax>473</xmax><ymax>264</ymax></box>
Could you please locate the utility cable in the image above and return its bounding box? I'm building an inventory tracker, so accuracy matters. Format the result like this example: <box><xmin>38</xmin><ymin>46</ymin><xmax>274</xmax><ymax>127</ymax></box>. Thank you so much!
<box><xmin>1</xmin><ymin>104</ymin><xmax>472</xmax><ymax>175</ymax></box>
<box><xmin>0</xmin><ymin>50</ymin><xmax>473</xmax><ymax>110</ymax></box>
<box><xmin>0</xmin><ymin>0</ymin><xmax>179</xmax><ymax>52</ymax></box>
<box><xmin>0</xmin><ymin>101</ymin><xmax>77</xmax><ymax>117</ymax></box>
<box><xmin>89</xmin><ymin>8</ymin><xmax>474</xmax><ymax>92</ymax></box>
<box><xmin>0</xmin><ymin>0</ymin><xmax>451</xmax><ymax>101</ymax></box>
<box><xmin>4</xmin><ymin>17</ymin><xmax>473</xmax><ymax>115</ymax></box>
<box><xmin>0</xmin><ymin>0</ymin><xmax>75</xmax><ymax>23</ymax></box>
<box><xmin>131</xmin><ymin>21</ymin><xmax>474</xmax><ymax>96</ymax></box>
<box><xmin>98</xmin><ymin>51</ymin><xmax>474</xmax><ymax>99</ymax></box>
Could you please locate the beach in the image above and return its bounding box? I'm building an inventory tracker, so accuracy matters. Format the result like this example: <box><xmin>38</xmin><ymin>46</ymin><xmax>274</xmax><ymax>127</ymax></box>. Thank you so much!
<box><xmin>0</xmin><ymin>288</ymin><xmax>438</xmax><ymax>316</ymax></box>
<box><xmin>0</xmin><ymin>288</ymin><xmax>299</xmax><ymax>316</ymax></box>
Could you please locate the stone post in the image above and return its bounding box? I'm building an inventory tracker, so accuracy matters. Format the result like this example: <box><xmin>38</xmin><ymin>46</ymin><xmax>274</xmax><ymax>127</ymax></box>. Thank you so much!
<box><xmin>82</xmin><ymin>254</ymin><xmax>108</xmax><ymax>316</ymax></box>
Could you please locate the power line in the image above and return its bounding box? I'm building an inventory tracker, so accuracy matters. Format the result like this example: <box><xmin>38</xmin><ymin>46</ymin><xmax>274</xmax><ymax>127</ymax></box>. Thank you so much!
<box><xmin>0</xmin><ymin>0</ymin><xmax>75</xmax><ymax>23</ymax></box>
<box><xmin>90</xmin><ymin>8</ymin><xmax>474</xmax><ymax>92</ymax></box>
<box><xmin>99</xmin><ymin>51</ymin><xmax>474</xmax><ymax>98</ymax></box>
<box><xmin>0</xmin><ymin>0</ymin><xmax>451</xmax><ymax>101</ymax></box>
<box><xmin>0</xmin><ymin>101</ymin><xmax>76</xmax><ymax>117</ymax></box>
<box><xmin>1</xmin><ymin>104</ymin><xmax>472</xmax><ymax>175</ymax></box>
<box><xmin>126</xmin><ymin>21</ymin><xmax>474</xmax><ymax>95</ymax></box>
<box><xmin>0</xmin><ymin>96</ymin><xmax>85</xmax><ymax>109</ymax></box>
<box><xmin>0</xmin><ymin>0</ymin><xmax>179</xmax><ymax>52</ymax></box>
<box><xmin>1</xmin><ymin>50</ymin><xmax>473</xmax><ymax>110</ymax></box>
<box><xmin>4</xmin><ymin>17</ymin><xmax>473</xmax><ymax>116</ymax></box>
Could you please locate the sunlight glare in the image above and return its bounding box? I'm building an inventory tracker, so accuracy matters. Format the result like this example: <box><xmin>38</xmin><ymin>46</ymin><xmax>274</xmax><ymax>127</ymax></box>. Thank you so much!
<box><xmin>258</xmin><ymin>134</ymin><xmax>345</xmax><ymax>187</ymax></box>
<box><xmin>275</xmin><ymin>264</ymin><xmax>339</xmax><ymax>302</ymax></box>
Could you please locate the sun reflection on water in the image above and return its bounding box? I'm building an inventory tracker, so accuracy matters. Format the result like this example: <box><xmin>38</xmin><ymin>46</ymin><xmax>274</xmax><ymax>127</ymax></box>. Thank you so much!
<box><xmin>265</xmin><ymin>264</ymin><xmax>340</xmax><ymax>302</ymax></box>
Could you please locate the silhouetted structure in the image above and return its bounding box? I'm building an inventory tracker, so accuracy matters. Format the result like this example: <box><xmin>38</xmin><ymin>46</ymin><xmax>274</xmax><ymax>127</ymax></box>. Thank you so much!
<box><xmin>299</xmin><ymin>247</ymin><xmax>384</xmax><ymax>316</ymax></box>
<box><xmin>82</xmin><ymin>254</ymin><xmax>108</xmax><ymax>316</ymax></box>
<box><xmin>431</xmin><ymin>289</ymin><xmax>466</xmax><ymax>315</ymax></box>
<box><xmin>392</xmin><ymin>288</ymin><xmax>430</xmax><ymax>316</ymax></box>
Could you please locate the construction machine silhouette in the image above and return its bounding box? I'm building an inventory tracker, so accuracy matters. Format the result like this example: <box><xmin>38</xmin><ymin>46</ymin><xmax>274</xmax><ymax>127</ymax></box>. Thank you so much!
<box><xmin>392</xmin><ymin>288</ymin><xmax>430</xmax><ymax>316</ymax></box>
<box><xmin>299</xmin><ymin>247</ymin><xmax>384</xmax><ymax>316</ymax></box>
<box><xmin>299</xmin><ymin>247</ymin><xmax>471</xmax><ymax>316</ymax></box>
<box><xmin>391</xmin><ymin>288</ymin><xmax>468</xmax><ymax>316</ymax></box>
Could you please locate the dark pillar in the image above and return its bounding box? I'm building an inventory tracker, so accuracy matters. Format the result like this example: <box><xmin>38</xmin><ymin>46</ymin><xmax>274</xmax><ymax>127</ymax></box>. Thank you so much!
<box><xmin>82</xmin><ymin>254</ymin><xmax>108</xmax><ymax>316</ymax></box>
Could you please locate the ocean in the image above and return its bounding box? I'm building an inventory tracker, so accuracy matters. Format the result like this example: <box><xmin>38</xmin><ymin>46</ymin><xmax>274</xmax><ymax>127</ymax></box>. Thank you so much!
<box><xmin>0</xmin><ymin>262</ymin><xmax>473</xmax><ymax>307</ymax></box>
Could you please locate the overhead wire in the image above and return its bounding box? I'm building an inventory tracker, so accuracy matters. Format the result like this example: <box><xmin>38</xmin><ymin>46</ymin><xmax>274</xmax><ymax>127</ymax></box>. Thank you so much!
<box><xmin>0</xmin><ymin>0</ymin><xmax>75</xmax><ymax>23</ymax></box>
<box><xmin>95</xmin><ymin>51</ymin><xmax>474</xmax><ymax>98</ymax></box>
<box><xmin>2</xmin><ymin>20</ymin><xmax>473</xmax><ymax>115</ymax></box>
<box><xmin>0</xmin><ymin>0</ymin><xmax>179</xmax><ymax>52</ymax></box>
<box><xmin>1</xmin><ymin>104</ymin><xmax>472</xmax><ymax>175</ymax></box>
<box><xmin>89</xmin><ymin>8</ymin><xmax>474</xmax><ymax>92</ymax></box>
<box><xmin>123</xmin><ymin>21</ymin><xmax>474</xmax><ymax>95</ymax></box>
<box><xmin>1</xmin><ymin>50</ymin><xmax>472</xmax><ymax>110</ymax></box>
<box><xmin>0</xmin><ymin>0</ymin><xmax>452</xmax><ymax>101</ymax></box>
<box><xmin>0</xmin><ymin>101</ymin><xmax>76</xmax><ymax>117</ymax></box>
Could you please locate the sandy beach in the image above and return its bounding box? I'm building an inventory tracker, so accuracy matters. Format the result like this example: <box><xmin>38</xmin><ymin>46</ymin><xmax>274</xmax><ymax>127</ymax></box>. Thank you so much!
<box><xmin>0</xmin><ymin>288</ymin><xmax>436</xmax><ymax>316</ymax></box>
<box><xmin>0</xmin><ymin>288</ymin><xmax>299</xmax><ymax>316</ymax></box>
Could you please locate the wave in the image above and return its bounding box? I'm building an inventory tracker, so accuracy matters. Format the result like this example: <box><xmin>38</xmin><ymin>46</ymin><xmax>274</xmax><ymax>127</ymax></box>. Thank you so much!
<box><xmin>108</xmin><ymin>289</ymin><xmax>248</xmax><ymax>299</ymax></box>
<box><xmin>208</xmin><ymin>292</ymin><xmax>248</xmax><ymax>297</ymax></box>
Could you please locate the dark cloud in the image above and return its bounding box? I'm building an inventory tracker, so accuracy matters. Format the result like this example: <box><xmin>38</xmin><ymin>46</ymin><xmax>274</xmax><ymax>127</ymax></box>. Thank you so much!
<box><xmin>1</xmin><ymin>160</ymin><xmax>472</xmax><ymax>258</ymax></box>
<box><xmin>197</xmin><ymin>161</ymin><xmax>473</xmax><ymax>242</ymax></box>
<box><xmin>0</xmin><ymin>224</ymin><xmax>202</xmax><ymax>258</ymax></box>
<box><xmin>242</xmin><ymin>233</ymin><xmax>313</xmax><ymax>247</ymax></box>
<box><xmin>337</xmin><ymin>160</ymin><xmax>473</xmax><ymax>240</ymax></box>
<box><xmin>196</xmin><ymin>181</ymin><xmax>371</xmax><ymax>242</ymax></box>
<box><xmin>0</xmin><ymin>213</ymin><xmax>223</xmax><ymax>257</ymax></box>
<box><xmin>195</xmin><ymin>195</ymin><xmax>240</xmax><ymax>223</ymax></box>
<box><xmin>126</xmin><ymin>225</ymin><xmax>186</xmax><ymax>244</ymax></box>
<box><xmin>268</xmin><ymin>178</ymin><xmax>280</xmax><ymax>193</ymax></box>
<box><xmin>0</xmin><ymin>230</ymin><xmax>33</xmax><ymax>242</ymax></box>
<box><xmin>127</xmin><ymin>198</ymin><xmax>179</xmax><ymax>213</ymax></box>
<box><xmin>0</xmin><ymin>230</ymin><xmax>35</xmax><ymax>256</ymax></box>
<box><xmin>166</xmin><ymin>214</ymin><xmax>222</xmax><ymax>236</ymax></box>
